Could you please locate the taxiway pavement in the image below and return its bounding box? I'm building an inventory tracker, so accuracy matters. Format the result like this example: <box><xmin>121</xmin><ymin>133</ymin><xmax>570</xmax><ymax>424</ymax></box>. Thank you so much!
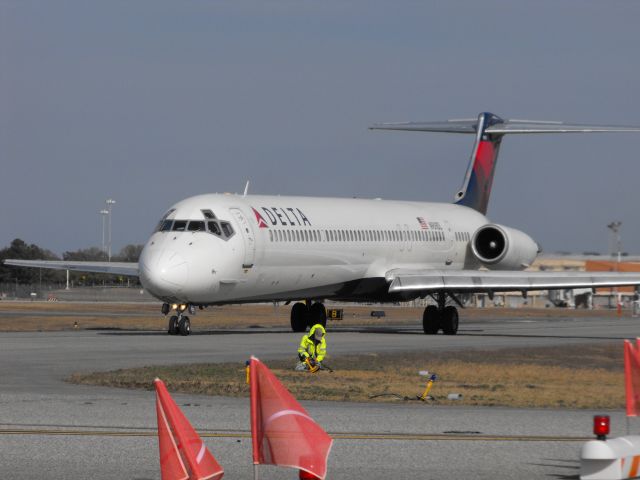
<box><xmin>1</xmin><ymin>313</ymin><xmax>639</xmax><ymax>479</ymax></box>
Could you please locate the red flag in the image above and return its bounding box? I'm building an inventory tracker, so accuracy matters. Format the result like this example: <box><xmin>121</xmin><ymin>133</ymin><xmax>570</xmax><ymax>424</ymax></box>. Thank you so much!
<box><xmin>155</xmin><ymin>379</ymin><xmax>224</xmax><ymax>480</ymax></box>
<box><xmin>624</xmin><ymin>340</ymin><xmax>640</xmax><ymax>417</ymax></box>
<box><xmin>250</xmin><ymin>356</ymin><xmax>333</xmax><ymax>479</ymax></box>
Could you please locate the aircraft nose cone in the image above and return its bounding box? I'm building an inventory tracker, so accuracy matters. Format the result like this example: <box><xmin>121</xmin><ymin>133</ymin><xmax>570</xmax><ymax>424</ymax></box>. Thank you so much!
<box><xmin>140</xmin><ymin>249</ymin><xmax>188</xmax><ymax>297</ymax></box>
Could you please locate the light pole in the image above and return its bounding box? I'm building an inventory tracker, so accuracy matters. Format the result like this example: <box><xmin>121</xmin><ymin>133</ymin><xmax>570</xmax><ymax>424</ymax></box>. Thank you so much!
<box><xmin>106</xmin><ymin>198</ymin><xmax>116</xmax><ymax>261</ymax></box>
<box><xmin>607</xmin><ymin>221</ymin><xmax>622</xmax><ymax>269</ymax></box>
<box><xmin>607</xmin><ymin>221</ymin><xmax>623</xmax><ymax>312</ymax></box>
<box><xmin>100</xmin><ymin>209</ymin><xmax>109</xmax><ymax>255</ymax></box>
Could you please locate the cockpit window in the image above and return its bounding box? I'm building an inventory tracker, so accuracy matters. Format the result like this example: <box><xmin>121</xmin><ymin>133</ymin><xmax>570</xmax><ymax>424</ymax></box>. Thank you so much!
<box><xmin>208</xmin><ymin>221</ymin><xmax>222</xmax><ymax>236</ymax></box>
<box><xmin>201</xmin><ymin>209</ymin><xmax>216</xmax><ymax>219</ymax></box>
<box><xmin>188</xmin><ymin>221</ymin><xmax>205</xmax><ymax>232</ymax></box>
<box><xmin>162</xmin><ymin>216</ymin><xmax>233</xmax><ymax>240</ymax></box>
<box><xmin>172</xmin><ymin>220</ymin><xmax>187</xmax><ymax>231</ymax></box>
<box><xmin>160</xmin><ymin>220</ymin><xmax>173</xmax><ymax>232</ymax></box>
<box><xmin>221</xmin><ymin>221</ymin><xmax>235</xmax><ymax>238</ymax></box>
<box><xmin>154</xmin><ymin>209</ymin><xmax>176</xmax><ymax>232</ymax></box>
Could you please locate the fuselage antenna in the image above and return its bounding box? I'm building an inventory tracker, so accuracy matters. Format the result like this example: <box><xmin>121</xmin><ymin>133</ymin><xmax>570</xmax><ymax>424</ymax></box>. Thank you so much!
<box><xmin>243</xmin><ymin>180</ymin><xmax>250</xmax><ymax>197</ymax></box>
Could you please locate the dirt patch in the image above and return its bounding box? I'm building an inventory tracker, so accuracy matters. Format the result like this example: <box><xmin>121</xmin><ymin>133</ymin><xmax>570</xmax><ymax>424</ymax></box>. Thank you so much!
<box><xmin>0</xmin><ymin>301</ymin><xmax>625</xmax><ymax>332</ymax></box>
<box><xmin>68</xmin><ymin>342</ymin><xmax>625</xmax><ymax>409</ymax></box>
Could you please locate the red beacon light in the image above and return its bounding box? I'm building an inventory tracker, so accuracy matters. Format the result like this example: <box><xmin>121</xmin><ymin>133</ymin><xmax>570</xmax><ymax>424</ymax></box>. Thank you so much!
<box><xmin>593</xmin><ymin>415</ymin><xmax>610</xmax><ymax>440</ymax></box>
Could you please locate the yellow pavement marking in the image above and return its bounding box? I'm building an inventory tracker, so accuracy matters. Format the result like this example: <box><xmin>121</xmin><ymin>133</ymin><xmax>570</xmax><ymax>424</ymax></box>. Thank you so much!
<box><xmin>0</xmin><ymin>428</ymin><xmax>588</xmax><ymax>442</ymax></box>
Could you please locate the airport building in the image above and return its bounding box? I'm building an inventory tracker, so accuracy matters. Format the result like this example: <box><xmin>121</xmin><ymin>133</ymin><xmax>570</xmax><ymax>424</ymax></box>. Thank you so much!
<box><xmin>481</xmin><ymin>254</ymin><xmax>640</xmax><ymax>309</ymax></box>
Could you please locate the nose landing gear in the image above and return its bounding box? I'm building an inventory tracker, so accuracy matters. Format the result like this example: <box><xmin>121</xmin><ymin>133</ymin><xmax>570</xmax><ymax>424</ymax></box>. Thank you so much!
<box><xmin>163</xmin><ymin>303</ymin><xmax>193</xmax><ymax>336</ymax></box>
<box><xmin>168</xmin><ymin>315</ymin><xmax>191</xmax><ymax>336</ymax></box>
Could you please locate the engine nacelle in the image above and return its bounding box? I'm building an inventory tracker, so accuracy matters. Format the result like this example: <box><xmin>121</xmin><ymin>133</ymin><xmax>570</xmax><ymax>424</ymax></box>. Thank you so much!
<box><xmin>471</xmin><ymin>224</ymin><xmax>539</xmax><ymax>270</ymax></box>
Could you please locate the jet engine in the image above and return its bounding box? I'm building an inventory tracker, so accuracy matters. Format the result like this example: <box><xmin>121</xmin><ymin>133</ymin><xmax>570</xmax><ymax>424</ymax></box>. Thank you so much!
<box><xmin>471</xmin><ymin>224</ymin><xmax>539</xmax><ymax>270</ymax></box>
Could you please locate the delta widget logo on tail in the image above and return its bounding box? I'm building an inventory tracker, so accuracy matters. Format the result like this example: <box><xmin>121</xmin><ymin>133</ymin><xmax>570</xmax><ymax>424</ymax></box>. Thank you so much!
<box><xmin>251</xmin><ymin>206</ymin><xmax>312</xmax><ymax>228</ymax></box>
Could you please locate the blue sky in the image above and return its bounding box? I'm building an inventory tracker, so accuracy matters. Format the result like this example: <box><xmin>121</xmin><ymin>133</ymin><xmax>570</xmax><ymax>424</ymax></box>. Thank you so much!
<box><xmin>2</xmin><ymin>0</ymin><xmax>639</xmax><ymax>255</ymax></box>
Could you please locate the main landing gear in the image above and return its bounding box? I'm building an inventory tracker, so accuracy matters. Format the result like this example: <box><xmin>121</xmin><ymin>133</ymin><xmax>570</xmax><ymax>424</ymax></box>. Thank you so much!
<box><xmin>422</xmin><ymin>292</ymin><xmax>459</xmax><ymax>335</ymax></box>
<box><xmin>163</xmin><ymin>303</ymin><xmax>192</xmax><ymax>336</ymax></box>
<box><xmin>290</xmin><ymin>300</ymin><xmax>327</xmax><ymax>332</ymax></box>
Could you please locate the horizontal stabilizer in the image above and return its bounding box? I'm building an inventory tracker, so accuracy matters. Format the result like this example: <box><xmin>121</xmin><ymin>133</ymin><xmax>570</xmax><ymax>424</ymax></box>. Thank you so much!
<box><xmin>370</xmin><ymin>120</ymin><xmax>478</xmax><ymax>134</ymax></box>
<box><xmin>370</xmin><ymin>119</ymin><xmax>640</xmax><ymax>135</ymax></box>
<box><xmin>385</xmin><ymin>269</ymin><xmax>640</xmax><ymax>293</ymax></box>
<box><xmin>3</xmin><ymin>259</ymin><xmax>139</xmax><ymax>277</ymax></box>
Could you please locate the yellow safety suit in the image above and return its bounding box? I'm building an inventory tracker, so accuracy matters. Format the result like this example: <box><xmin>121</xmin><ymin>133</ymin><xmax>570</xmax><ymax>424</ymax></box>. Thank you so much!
<box><xmin>297</xmin><ymin>324</ymin><xmax>326</xmax><ymax>363</ymax></box>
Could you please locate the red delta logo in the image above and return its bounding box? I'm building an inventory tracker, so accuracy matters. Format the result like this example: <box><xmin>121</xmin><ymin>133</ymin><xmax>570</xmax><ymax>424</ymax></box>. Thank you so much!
<box><xmin>252</xmin><ymin>208</ymin><xmax>269</xmax><ymax>228</ymax></box>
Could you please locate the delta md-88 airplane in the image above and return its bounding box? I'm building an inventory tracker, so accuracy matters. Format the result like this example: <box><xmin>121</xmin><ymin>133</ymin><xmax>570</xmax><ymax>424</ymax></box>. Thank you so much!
<box><xmin>7</xmin><ymin>112</ymin><xmax>640</xmax><ymax>336</ymax></box>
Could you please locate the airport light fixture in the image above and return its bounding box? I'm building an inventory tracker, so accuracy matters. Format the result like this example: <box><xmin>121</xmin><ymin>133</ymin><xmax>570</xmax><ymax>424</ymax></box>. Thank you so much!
<box><xmin>607</xmin><ymin>221</ymin><xmax>622</xmax><ymax>267</ymax></box>
<box><xmin>607</xmin><ymin>221</ymin><xmax>623</xmax><ymax>309</ymax></box>
<box><xmin>99</xmin><ymin>209</ymin><xmax>109</xmax><ymax>254</ymax></box>
<box><xmin>106</xmin><ymin>198</ymin><xmax>116</xmax><ymax>261</ymax></box>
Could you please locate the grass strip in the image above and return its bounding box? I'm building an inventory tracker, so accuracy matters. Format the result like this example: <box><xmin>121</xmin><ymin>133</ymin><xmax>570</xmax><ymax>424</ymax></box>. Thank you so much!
<box><xmin>68</xmin><ymin>343</ymin><xmax>625</xmax><ymax>409</ymax></box>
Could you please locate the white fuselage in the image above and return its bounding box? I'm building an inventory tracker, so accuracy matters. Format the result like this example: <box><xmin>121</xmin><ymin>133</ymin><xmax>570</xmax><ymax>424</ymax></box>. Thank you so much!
<box><xmin>138</xmin><ymin>193</ymin><xmax>490</xmax><ymax>305</ymax></box>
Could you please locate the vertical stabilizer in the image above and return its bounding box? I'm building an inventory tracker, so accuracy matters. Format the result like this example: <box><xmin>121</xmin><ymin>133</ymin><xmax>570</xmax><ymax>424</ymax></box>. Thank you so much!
<box><xmin>453</xmin><ymin>112</ymin><xmax>504</xmax><ymax>215</ymax></box>
<box><xmin>370</xmin><ymin>112</ymin><xmax>640</xmax><ymax>215</ymax></box>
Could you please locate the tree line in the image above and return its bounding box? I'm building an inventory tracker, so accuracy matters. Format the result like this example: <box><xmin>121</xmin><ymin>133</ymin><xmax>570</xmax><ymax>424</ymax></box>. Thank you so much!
<box><xmin>0</xmin><ymin>238</ymin><xmax>143</xmax><ymax>286</ymax></box>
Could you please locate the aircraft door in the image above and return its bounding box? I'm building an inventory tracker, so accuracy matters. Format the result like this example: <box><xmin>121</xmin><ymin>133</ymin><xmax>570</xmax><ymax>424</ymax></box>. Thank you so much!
<box><xmin>443</xmin><ymin>221</ymin><xmax>454</xmax><ymax>250</ymax></box>
<box><xmin>396</xmin><ymin>224</ymin><xmax>404</xmax><ymax>252</ymax></box>
<box><xmin>230</xmin><ymin>208</ymin><xmax>256</xmax><ymax>268</ymax></box>
<box><xmin>443</xmin><ymin>220</ymin><xmax>456</xmax><ymax>266</ymax></box>
<box><xmin>404</xmin><ymin>224</ymin><xmax>412</xmax><ymax>252</ymax></box>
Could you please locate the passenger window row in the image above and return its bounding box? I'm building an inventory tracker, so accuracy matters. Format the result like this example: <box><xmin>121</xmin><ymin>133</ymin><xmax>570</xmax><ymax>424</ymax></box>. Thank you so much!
<box><xmin>267</xmin><ymin>228</ymin><xmax>460</xmax><ymax>244</ymax></box>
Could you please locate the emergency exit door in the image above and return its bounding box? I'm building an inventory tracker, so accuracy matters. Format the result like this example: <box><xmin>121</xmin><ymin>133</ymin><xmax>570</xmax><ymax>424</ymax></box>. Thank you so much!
<box><xmin>230</xmin><ymin>208</ymin><xmax>256</xmax><ymax>268</ymax></box>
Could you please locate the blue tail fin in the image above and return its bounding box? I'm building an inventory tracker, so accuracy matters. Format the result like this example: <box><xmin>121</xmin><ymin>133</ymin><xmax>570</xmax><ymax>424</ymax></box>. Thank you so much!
<box><xmin>453</xmin><ymin>113</ymin><xmax>504</xmax><ymax>215</ymax></box>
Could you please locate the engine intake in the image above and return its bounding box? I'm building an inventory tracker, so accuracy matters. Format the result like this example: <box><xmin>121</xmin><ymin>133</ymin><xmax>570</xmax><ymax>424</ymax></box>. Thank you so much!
<box><xmin>471</xmin><ymin>224</ymin><xmax>539</xmax><ymax>270</ymax></box>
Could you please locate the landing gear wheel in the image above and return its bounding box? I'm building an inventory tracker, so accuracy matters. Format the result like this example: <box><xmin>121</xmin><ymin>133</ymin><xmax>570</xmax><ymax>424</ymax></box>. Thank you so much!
<box><xmin>309</xmin><ymin>302</ymin><xmax>327</xmax><ymax>328</ymax></box>
<box><xmin>441</xmin><ymin>306</ymin><xmax>459</xmax><ymax>335</ymax></box>
<box><xmin>290</xmin><ymin>302</ymin><xmax>308</xmax><ymax>332</ymax></box>
<box><xmin>422</xmin><ymin>305</ymin><xmax>440</xmax><ymax>335</ymax></box>
<box><xmin>178</xmin><ymin>316</ymin><xmax>191</xmax><ymax>336</ymax></box>
<box><xmin>168</xmin><ymin>316</ymin><xmax>179</xmax><ymax>335</ymax></box>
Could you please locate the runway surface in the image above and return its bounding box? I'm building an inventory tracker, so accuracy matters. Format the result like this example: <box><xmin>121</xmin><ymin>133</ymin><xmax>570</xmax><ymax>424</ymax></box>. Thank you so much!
<box><xmin>2</xmin><ymin>313</ymin><xmax>640</xmax><ymax>479</ymax></box>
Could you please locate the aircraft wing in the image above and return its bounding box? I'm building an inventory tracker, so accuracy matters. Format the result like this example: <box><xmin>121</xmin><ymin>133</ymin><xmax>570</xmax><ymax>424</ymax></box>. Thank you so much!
<box><xmin>385</xmin><ymin>269</ymin><xmax>640</xmax><ymax>294</ymax></box>
<box><xmin>3</xmin><ymin>259</ymin><xmax>139</xmax><ymax>277</ymax></box>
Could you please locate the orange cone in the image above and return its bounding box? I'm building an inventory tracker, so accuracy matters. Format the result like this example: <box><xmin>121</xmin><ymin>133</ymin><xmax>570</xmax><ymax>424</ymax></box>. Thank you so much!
<box><xmin>250</xmin><ymin>356</ymin><xmax>333</xmax><ymax>479</ymax></box>
<box><xmin>155</xmin><ymin>378</ymin><xmax>224</xmax><ymax>480</ymax></box>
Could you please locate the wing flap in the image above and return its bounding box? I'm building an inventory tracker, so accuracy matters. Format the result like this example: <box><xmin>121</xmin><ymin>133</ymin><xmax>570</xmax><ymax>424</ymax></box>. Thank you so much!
<box><xmin>386</xmin><ymin>269</ymin><xmax>640</xmax><ymax>293</ymax></box>
<box><xmin>3</xmin><ymin>259</ymin><xmax>139</xmax><ymax>277</ymax></box>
